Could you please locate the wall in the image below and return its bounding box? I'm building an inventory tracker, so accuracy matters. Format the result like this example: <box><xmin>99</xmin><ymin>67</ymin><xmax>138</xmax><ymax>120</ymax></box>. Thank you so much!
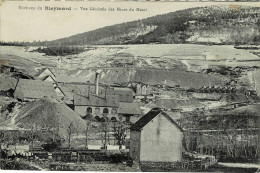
<box><xmin>140</xmin><ymin>113</ymin><xmax>183</xmax><ymax>162</ymax></box>
<box><xmin>129</xmin><ymin>130</ymin><xmax>141</xmax><ymax>160</ymax></box>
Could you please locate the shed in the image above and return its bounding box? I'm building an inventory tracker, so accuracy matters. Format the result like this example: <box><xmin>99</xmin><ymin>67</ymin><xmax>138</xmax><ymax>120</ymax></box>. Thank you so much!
<box><xmin>130</xmin><ymin>108</ymin><xmax>184</xmax><ymax>163</ymax></box>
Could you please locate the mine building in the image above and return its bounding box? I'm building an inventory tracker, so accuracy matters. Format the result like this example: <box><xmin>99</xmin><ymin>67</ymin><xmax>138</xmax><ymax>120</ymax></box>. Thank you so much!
<box><xmin>130</xmin><ymin>108</ymin><xmax>184</xmax><ymax>162</ymax></box>
<box><xmin>73</xmin><ymin>72</ymin><xmax>141</xmax><ymax>123</ymax></box>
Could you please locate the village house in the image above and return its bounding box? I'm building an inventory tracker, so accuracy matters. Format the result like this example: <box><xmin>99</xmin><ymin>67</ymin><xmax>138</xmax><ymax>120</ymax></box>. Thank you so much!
<box><xmin>14</xmin><ymin>79</ymin><xmax>57</xmax><ymax>101</ymax></box>
<box><xmin>130</xmin><ymin>108</ymin><xmax>184</xmax><ymax>163</ymax></box>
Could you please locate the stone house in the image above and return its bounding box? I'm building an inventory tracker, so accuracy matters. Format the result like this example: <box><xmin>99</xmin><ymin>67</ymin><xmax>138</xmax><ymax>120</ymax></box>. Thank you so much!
<box><xmin>130</xmin><ymin>108</ymin><xmax>184</xmax><ymax>162</ymax></box>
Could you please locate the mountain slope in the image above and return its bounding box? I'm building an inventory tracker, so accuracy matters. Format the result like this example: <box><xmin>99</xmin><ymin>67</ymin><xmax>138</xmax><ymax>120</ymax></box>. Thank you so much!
<box><xmin>47</xmin><ymin>5</ymin><xmax>260</xmax><ymax>45</ymax></box>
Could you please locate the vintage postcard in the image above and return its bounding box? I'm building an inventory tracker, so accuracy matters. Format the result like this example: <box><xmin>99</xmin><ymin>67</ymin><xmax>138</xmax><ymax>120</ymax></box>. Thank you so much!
<box><xmin>0</xmin><ymin>0</ymin><xmax>260</xmax><ymax>172</ymax></box>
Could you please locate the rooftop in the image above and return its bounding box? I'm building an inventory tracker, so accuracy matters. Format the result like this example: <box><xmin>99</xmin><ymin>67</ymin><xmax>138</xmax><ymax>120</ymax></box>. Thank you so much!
<box><xmin>14</xmin><ymin>79</ymin><xmax>57</xmax><ymax>99</ymax></box>
<box><xmin>130</xmin><ymin>108</ymin><xmax>184</xmax><ymax>131</ymax></box>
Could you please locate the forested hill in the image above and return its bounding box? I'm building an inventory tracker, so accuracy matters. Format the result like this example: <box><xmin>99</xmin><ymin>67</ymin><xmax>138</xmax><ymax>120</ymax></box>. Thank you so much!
<box><xmin>47</xmin><ymin>5</ymin><xmax>260</xmax><ymax>45</ymax></box>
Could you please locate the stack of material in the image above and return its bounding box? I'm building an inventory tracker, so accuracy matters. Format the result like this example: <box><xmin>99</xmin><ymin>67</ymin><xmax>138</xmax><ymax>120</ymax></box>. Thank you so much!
<box><xmin>15</xmin><ymin>96</ymin><xmax>87</xmax><ymax>138</ymax></box>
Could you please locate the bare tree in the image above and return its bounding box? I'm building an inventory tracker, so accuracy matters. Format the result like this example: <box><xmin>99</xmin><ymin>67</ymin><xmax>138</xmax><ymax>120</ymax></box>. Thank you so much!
<box><xmin>100</xmin><ymin>120</ymin><xmax>110</xmax><ymax>149</ymax></box>
<box><xmin>113</xmin><ymin>120</ymin><xmax>129</xmax><ymax>149</ymax></box>
<box><xmin>85</xmin><ymin>121</ymin><xmax>92</xmax><ymax>148</ymax></box>
<box><xmin>67</xmin><ymin>122</ymin><xmax>75</xmax><ymax>149</ymax></box>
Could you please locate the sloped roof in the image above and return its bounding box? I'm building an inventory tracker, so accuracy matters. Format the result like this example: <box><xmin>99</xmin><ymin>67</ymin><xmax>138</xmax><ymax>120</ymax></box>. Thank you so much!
<box><xmin>130</xmin><ymin>108</ymin><xmax>184</xmax><ymax>131</ymax></box>
<box><xmin>34</xmin><ymin>68</ymin><xmax>55</xmax><ymax>78</ymax></box>
<box><xmin>117</xmin><ymin>102</ymin><xmax>141</xmax><ymax>115</ymax></box>
<box><xmin>15</xmin><ymin>79</ymin><xmax>57</xmax><ymax>99</ymax></box>
<box><xmin>42</xmin><ymin>75</ymin><xmax>56</xmax><ymax>82</ymax></box>
<box><xmin>59</xmin><ymin>83</ymin><xmax>107</xmax><ymax>97</ymax></box>
<box><xmin>106</xmin><ymin>89</ymin><xmax>133</xmax><ymax>103</ymax></box>
<box><xmin>74</xmin><ymin>94</ymin><xmax>119</xmax><ymax>107</ymax></box>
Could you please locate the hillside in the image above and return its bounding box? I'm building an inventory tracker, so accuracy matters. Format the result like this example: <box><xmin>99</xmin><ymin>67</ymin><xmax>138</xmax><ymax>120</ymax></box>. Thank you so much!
<box><xmin>15</xmin><ymin>97</ymin><xmax>87</xmax><ymax>138</ymax></box>
<box><xmin>56</xmin><ymin>67</ymin><xmax>230</xmax><ymax>89</ymax></box>
<box><xmin>46</xmin><ymin>5</ymin><xmax>260</xmax><ymax>45</ymax></box>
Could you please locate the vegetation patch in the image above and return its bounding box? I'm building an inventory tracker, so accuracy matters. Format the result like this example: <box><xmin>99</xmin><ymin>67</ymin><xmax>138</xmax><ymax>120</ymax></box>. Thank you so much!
<box><xmin>31</xmin><ymin>46</ymin><xmax>85</xmax><ymax>56</ymax></box>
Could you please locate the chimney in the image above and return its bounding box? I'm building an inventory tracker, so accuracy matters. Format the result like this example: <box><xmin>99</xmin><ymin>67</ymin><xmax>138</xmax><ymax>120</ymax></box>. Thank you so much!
<box><xmin>95</xmin><ymin>72</ymin><xmax>99</xmax><ymax>95</ymax></box>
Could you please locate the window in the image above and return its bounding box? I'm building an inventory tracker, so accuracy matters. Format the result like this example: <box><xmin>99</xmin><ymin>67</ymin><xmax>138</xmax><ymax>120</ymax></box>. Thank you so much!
<box><xmin>103</xmin><ymin>108</ymin><xmax>109</xmax><ymax>114</ymax></box>
<box><xmin>111</xmin><ymin>117</ymin><xmax>117</xmax><ymax>122</ymax></box>
<box><xmin>95</xmin><ymin>107</ymin><xmax>100</xmax><ymax>114</ymax></box>
<box><xmin>87</xmin><ymin>107</ymin><xmax>92</xmax><ymax>115</ymax></box>
<box><xmin>111</xmin><ymin>108</ymin><xmax>117</xmax><ymax>114</ymax></box>
<box><xmin>125</xmin><ymin>116</ymin><xmax>130</xmax><ymax>123</ymax></box>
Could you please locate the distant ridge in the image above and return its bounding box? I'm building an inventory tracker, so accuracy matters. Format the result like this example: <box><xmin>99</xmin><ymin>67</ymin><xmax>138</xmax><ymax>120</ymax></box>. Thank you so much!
<box><xmin>45</xmin><ymin>5</ymin><xmax>260</xmax><ymax>45</ymax></box>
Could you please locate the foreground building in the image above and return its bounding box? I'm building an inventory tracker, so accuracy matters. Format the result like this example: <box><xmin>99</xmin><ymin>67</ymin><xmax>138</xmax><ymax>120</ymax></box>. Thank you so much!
<box><xmin>130</xmin><ymin>108</ymin><xmax>184</xmax><ymax>162</ymax></box>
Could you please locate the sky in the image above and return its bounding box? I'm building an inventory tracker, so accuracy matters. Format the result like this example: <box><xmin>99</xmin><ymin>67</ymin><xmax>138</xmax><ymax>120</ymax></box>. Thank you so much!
<box><xmin>0</xmin><ymin>1</ymin><xmax>259</xmax><ymax>42</ymax></box>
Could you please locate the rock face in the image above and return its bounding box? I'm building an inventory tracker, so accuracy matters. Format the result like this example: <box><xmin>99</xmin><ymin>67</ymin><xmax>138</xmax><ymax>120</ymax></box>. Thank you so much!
<box><xmin>15</xmin><ymin>96</ymin><xmax>86</xmax><ymax>138</ymax></box>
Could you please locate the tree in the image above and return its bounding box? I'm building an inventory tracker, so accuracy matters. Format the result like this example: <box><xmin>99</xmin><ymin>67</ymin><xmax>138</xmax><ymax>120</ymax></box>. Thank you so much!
<box><xmin>113</xmin><ymin>120</ymin><xmax>129</xmax><ymax>149</ymax></box>
<box><xmin>85</xmin><ymin>121</ymin><xmax>92</xmax><ymax>148</ymax></box>
<box><xmin>100</xmin><ymin>121</ymin><xmax>110</xmax><ymax>149</ymax></box>
<box><xmin>67</xmin><ymin>122</ymin><xmax>76</xmax><ymax>149</ymax></box>
<box><xmin>42</xmin><ymin>138</ymin><xmax>61</xmax><ymax>152</ymax></box>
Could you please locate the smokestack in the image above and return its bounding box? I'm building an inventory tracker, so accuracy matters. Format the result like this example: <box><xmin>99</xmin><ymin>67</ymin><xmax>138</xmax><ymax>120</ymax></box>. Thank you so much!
<box><xmin>95</xmin><ymin>72</ymin><xmax>99</xmax><ymax>95</ymax></box>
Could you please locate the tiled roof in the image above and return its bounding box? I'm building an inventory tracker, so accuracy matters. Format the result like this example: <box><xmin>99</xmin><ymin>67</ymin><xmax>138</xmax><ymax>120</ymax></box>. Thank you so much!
<box><xmin>74</xmin><ymin>94</ymin><xmax>119</xmax><ymax>107</ymax></box>
<box><xmin>117</xmin><ymin>102</ymin><xmax>141</xmax><ymax>115</ymax></box>
<box><xmin>130</xmin><ymin>108</ymin><xmax>184</xmax><ymax>131</ymax></box>
<box><xmin>14</xmin><ymin>79</ymin><xmax>57</xmax><ymax>99</ymax></box>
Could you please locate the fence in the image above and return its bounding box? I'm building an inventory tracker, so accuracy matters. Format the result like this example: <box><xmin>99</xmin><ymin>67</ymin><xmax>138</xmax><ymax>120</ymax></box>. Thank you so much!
<box><xmin>140</xmin><ymin>157</ymin><xmax>217</xmax><ymax>171</ymax></box>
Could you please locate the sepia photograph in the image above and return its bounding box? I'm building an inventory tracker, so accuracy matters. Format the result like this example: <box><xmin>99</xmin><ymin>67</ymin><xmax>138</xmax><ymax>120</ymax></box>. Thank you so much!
<box><xmin>0</xmin><ymin>1</ymin><xmax>260</xmax><ymax>172</ymax></box>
